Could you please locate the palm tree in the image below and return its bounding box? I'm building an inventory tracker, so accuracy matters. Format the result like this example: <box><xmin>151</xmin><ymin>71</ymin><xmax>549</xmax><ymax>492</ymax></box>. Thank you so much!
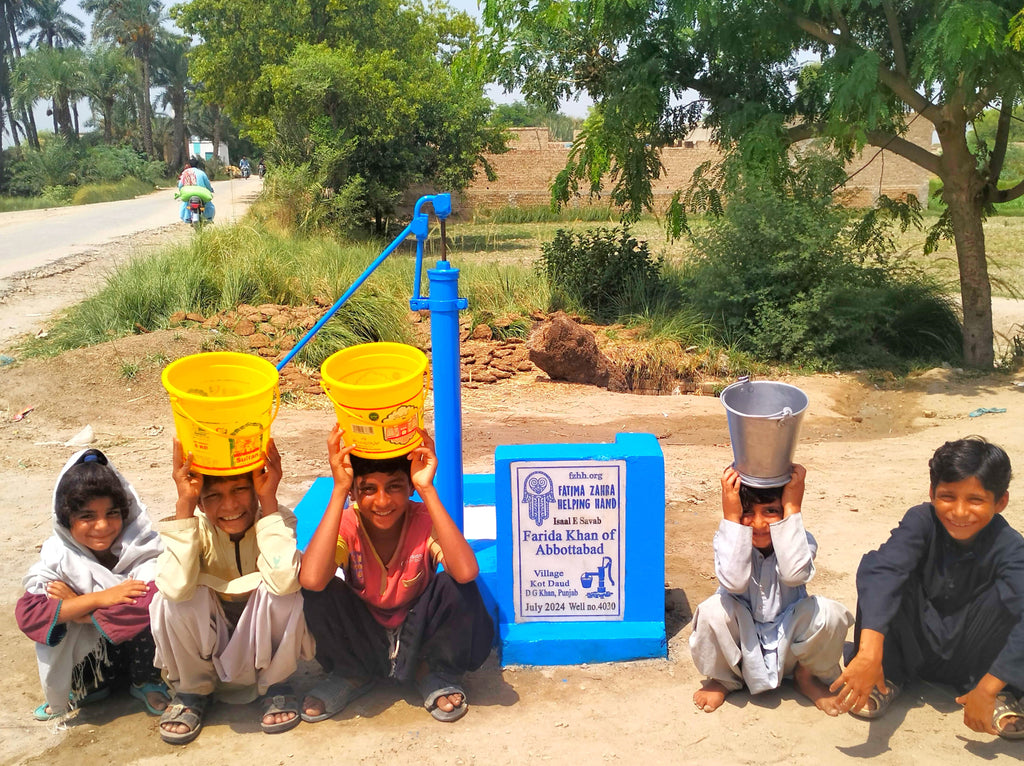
<box><xmin>152</xmin><ymin>32</ymin><xmax>189</xmax><ymax>170</ymax></box>
<box><xmin>20</xmin><ymin>0</ymin><xmax>84</xmax><ymax>49</ymax></box>
<box><xmin>12</xmin><ymin>43</ymin><xmax>83</xmax><ymax>142</ymax></box>
<box><xmin>2</xmin><ymin>0</ymin><xmax>39</xmax><ymax>148</ymax></box>
<box><xmin>82</xmin><ymin>43</ymin><xmax>130</xmax><ymax>144</ymax></box>
<box><xmin>85</xmin><ymin>0</ymin><xmax>162</xmax><ymax>158</ymax></box>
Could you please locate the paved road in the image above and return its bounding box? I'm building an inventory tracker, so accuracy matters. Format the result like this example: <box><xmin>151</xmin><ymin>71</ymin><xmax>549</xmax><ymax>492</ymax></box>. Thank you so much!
<box><xmin>0</xmin><ymin>177</ymin><xmax>261</xmax><ymax>281</ymax></box>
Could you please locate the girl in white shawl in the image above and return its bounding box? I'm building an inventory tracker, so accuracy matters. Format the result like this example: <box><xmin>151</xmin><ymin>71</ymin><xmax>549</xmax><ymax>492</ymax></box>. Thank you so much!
<box><xmin>17</xmin><ymin>449</ymin><xmax>168</xmax><ymax>719</ymax></box>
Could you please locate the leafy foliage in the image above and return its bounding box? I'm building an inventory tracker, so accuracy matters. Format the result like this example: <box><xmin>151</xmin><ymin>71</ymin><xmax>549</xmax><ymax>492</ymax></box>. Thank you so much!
<box><xmin>174</xmin><ymin>0</ymin><xmax>504</xmax><ymax>227</ymax></box>
<box><xmin>683</xmin><ymin>153</ymin><xmax>961</xmax><ymax>368</ymax></box>
<box><xmin>539</xmin><ymin>226</ymin><xmax>664</xmax><ymax>321</ymax></box>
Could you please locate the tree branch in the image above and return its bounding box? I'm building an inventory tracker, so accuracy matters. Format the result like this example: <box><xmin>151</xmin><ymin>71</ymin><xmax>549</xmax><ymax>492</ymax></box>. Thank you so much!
<box><xmin>881</xmin><ymin>0</ymin><xmax>907</xmax><ymax>76</ymax></box>
<box><xmin>784</xmin><ymin>6</ymin><xmax>933</xmax><ymax>116</ymax></box>
<box><xmin>993</xmin><ymin>178</ymin><xmax>1024</xmax><ymax>204</ymax></box>
<box><xmin>988</xmin><ymin>90</ymin><xmax>1016</xmax><ymax>185</ymax></box>
<box><xmin>865</xmin><ymin>129</ymin><xmax>942</xmax><ymax>176</ymax></box>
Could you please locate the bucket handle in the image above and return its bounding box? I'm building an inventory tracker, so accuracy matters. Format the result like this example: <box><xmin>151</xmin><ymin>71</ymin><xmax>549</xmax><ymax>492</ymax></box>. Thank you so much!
<box><xmin>777</xmin><ymin>406</ymin><xmax>793</xmax><ymax>426</ymax></box>
<box><xmin>168</xmin><ymin>385</ymin><xmax>281</xmax><ymax>441</ymax></box>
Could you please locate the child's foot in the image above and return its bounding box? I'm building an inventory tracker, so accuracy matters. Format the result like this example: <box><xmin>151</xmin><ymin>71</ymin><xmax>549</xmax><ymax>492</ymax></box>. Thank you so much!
<box><xmin>793</xmin><ymin>664</ymin><xmax>843</xmax><ymax>716</ymax></box>
<box><xmin>260</xmin><ymin>683</ymin><xmax>300</xmax><ymax>734</ymax></box>
<box><xmin>693</xmin><ymin>679</ymin><xmax>730</xmax><ymax>713</ymax></box>
<box><xmin>300</xmin><ymin>675</ymin><xmax>372</xmax><ymax>723</ymax></box>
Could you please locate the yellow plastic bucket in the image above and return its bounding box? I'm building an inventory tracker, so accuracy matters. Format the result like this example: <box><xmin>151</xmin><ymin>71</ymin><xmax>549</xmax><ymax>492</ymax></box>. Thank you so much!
<box><xmin>320</xmin><ymin>342</ymin><xmax>429</xmax><ymax>458</ymax></box>
<box><xmin>161</xmin><ymin>352</ymin><xmax>281</xmax><ymax>476</ymax></box>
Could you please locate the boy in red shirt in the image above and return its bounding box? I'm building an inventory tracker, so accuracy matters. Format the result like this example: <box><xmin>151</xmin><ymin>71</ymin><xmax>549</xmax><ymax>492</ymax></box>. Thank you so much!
<box><xmin>299</xmin><ymin>426</ymin><xmax>493</xmax><ymax>723</ymax></box>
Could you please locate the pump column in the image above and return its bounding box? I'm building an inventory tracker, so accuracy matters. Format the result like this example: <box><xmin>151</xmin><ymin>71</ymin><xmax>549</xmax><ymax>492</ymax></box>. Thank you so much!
<box><xmin>422</xmin><ymin>260</ymin><xmax>468</xmax><ymax>529</ymax></box>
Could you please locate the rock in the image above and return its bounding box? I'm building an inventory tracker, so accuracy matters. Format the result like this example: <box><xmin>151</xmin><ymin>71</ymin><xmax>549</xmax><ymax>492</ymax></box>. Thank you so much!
<box><xmin>491</xmin><ymin>360</ymin><xmax>518</xmax><ymax>373</ymax></box>
<box><xmin>527</xmin><ymin>312</ymin><xmax>627</xmax><ymax>392</ymax></box>
<box><xmin>169</xmin><ymin>311</ymin><xmax>187</xmax><ymax>326</ymax></box>
<box><xmin>491</xmin><ymin>369</ymin><xmax>513</xmax><ymax>379</ymax></box>
<box><xmin>923</xmin><ymin>410</ymin><xmax>937</xmax><ymax>418</ymax></box>
<box><xmin>185</xmin><ymin>312</ymin><xmax>205</xmax><ymax>323</ymax></box>
<box><xmin>234</xmin><ymin>319</ymin><xmax>256</xmax><ymax>336</ymax></box>
<box><xmin>202</xmin><ymin>317</ymin><xmax>220</xmax><ymax>329</ymax></box>
<box><xmin>474</xmin><ymin>372</ymin><xmax>498</xmax><ymax>384</ymax></box>
<box><xmin>471</xmin><ymin>324</ymin><xmax>493</xmax><ymax>341</ymax></box>
<box><xmin>257</xmin><ymin>304</ymin><xmax>280</xmax><ymax>316</ymax></box>
<box><xmin>259</xmin><ymin>322</ymin><xmax>275</xmax><ymax>335</ymax></box>
<box><xmin>248</xmin><ymin>333</ymin><xmax>271</xmax><ymax>349</ymax></box>
<box><xmin>270</xmin><ymin>313</ymin><xmax>291</xmax><ymax>328</ymax></box>
<box><xmin>517</xmin><ymin>361</ymin><xmax>534</xmax><ymax>372</ymax></box>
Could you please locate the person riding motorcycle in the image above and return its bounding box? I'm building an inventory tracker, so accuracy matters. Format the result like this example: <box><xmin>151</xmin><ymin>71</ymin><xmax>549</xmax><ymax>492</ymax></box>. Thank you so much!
<box><xmin>176</xmin><ymin>157</ymin><xmax>215</xmax><ymax>223</ymax></box>
<box><xmin>239</xmin><ymin>156</ymin><xmax>251</xmax><ymax>179</ymax></box>
<box><xmin>257</xmin><ymin>158</ymin><xmax>266</xmax><ymax>178</ymax></box>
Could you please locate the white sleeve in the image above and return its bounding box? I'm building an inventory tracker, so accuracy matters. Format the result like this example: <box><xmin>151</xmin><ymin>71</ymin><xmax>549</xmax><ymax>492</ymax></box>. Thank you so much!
<box><xmin>713</xmin><ymin>519</ymin><xmax>753</xmax><ymax>593</ymax></box>
<box><xmin>770</xmin><ymin>514</ymin><xmax>816</xmax><ymax>586</ymax></box>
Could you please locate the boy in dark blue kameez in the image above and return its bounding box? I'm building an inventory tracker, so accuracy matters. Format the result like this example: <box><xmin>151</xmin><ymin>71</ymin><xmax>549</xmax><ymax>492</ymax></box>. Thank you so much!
<box><xmin>832</xmin><ymin>437</ymin><xmax>1024</xmax><ymax>739</ymax></box>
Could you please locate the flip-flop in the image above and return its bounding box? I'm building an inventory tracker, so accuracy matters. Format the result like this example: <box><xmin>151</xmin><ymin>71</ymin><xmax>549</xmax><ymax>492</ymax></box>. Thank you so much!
<box><xmin>300</xmin><ymin>674</ymin><xmax>373</xmax><ymax>723</ymax></box>
<box><xmin>159</xmin><ymin>693</ymin><xmax>209</xmax><ymax>746</ymax></box>
<box><xmin>33</xmin><ymin>686</ymin><xmax>112</xmax><ymax>721</ymax></box>
<box><xmin>130</xmin><ymin>681</ymin><xmax>171</xmax><ymax>716</ymax></box>
<box><xmin>418</xmin><ymin>671</ymin><xmax>468</xmax><ymax>723</ymax></box>
<box><xmin>260</xmin><ymin>683</ymin><xmax>301</xmax><ymax>734</ymax></box>
<box><xmin>994</xmin><ymin>693</ymin><xmax>1024</xmax><ymax>740</ymax></box>
<box><xmin>850</xmin><ymin>680</ymin><xmax>901</xmax><ymax>720</ymax></box>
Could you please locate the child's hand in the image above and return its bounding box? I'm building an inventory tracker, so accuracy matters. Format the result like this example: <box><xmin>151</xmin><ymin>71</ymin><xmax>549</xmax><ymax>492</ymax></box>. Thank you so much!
<box><xmin>99</xmin><ymin>579</ymin><xmax>149</xmax><ymax>608</ymax></box>
<box><xmin>408</xmin><ymin>428</ymin><xmax>438</xmax><ymax>492</ymax></box>
<box><xmin>955</xmin><ymin>678</ymin><xmax>1002</xmax><ymax>735</ymax></box>
<box><xmin>172</xmin><ymin>438</ymin><xmax>202</xmax><ymax>517</ymax></box>
<box><xmin>46</xmin><ymin>581</ymin><xmax>79</xmax><ymax>601</ymax></box>
<box><xmin>782</xmin><ymin>463</ymin><xmax>806</xmax><ymax>518</ymax></box>
<box><xmin>829</xmin><ymin>648</ymin><xmax>888</xmax><ymax>715</ymax></box>
<box><xmin>253</xmin><ymin>437</ymin><xmax>282</xmax><ymax>507</ymax></box>
<box><xmin>327</xmin><ymin>425</ymin><xmax>355</xmax><ymax>494</ymax></box>
<box><xmin>721</xmin><ymin>466</ymin><xmax>743</xmax><ymax>523</ymax></box>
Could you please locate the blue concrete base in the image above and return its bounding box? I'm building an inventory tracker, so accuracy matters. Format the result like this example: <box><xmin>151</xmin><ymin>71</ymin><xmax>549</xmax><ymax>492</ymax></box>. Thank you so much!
<box><xmin>500</xmin><ymin>621</ymin><xmax>667</xmax><ymax>666</ymax></box>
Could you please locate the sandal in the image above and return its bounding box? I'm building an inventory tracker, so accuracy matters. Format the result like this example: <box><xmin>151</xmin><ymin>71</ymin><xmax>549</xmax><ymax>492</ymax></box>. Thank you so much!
<box><xmin>159</xmin><ymin>692</ymin><xmax>209</xmax><ymax>746</ymax></box>
<box><xmin>130</xmin><ymin>681</ymin><xmax>171</xmax><ymax>716</ymax></box>
<box><xmin>300</xmin><ymin>674</ymin><xmax>373</xmax><ymax>723</ymax></box>
<box><xmin>418</xmin><ymin>671</ymin><xmax>468</xmax><ymax>723</ymax></box>
<box><xmin>850</xmin><ymin>680</ymin><xmax>901</xmax><ymax>720</ymax></box>
<box><xmin>260</xmin><ymin>683</ymin><xmax>301</xmax><ymax>734</ymax></box>
<box><xmin>33</xmin><ymin>686</ymin><xmax>111</xmax><ymax>721</ymax></box>
<box><xmin>994</xmin><ymin>693</ymin><xmax>1024</xmax><ymax>740</ymax></box>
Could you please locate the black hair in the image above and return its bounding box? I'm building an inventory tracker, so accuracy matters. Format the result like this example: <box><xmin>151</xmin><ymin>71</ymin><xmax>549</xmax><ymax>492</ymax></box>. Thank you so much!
<box><xmin>350</xmin><ymin>453</ymin><xmax>412</xmax><ymax>482</ymax></box>
<box><xmin>738</xmin><ymin>483</ymin><xmax>784</xmax><ymax>513</ymax></box>
<box><xmin>200</xmin><ymin>472</ymin><xmax>254</xmax><ymax>489</ymax></box>
<box><xmin>188</xmin><ymin>156</ymin><xmax>204</xmax><ymax>169</ymax></box>
<box><xmin>929</xmin><ymin>436</ymin><xmax>1012</xmax><ymax>498</ymax></box>
<box><xmin>55</xmin><ymin>449</ymin><xmax>130</xmax><ymax>529</ymax></box>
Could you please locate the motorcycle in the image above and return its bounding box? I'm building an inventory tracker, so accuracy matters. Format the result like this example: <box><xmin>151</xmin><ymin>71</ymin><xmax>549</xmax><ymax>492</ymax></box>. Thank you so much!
<box><xmin>257</xmin><ymin>162</ymin><xmax>266</xmax><ymax>179</ymax></box>
<box><xmin>241</xmin><ymin>164</ymin><xmax>251</xmax><ymax>179</ymax></box>
<box><xmin>186</xmin><ymin>195</ymin><xmax>207</xmax><ymax>227</ymax></box>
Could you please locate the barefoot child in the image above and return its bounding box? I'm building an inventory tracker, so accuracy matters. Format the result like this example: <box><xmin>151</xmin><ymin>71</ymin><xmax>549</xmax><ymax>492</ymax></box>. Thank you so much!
<box><xmin>299</xmin><ymin>426</ymin><xmax>494</xmax><ymax>723</ymax></box>
<box><xmin>150</xmin><ymin>439</ymin><xmax>314</xmax><ymax>745</ymax></box>
<box><xmin>832</xmin><ymin>437</ymin><xmax>1024</xmax><ymax>739</ymax></box>
<box><xmin>689</xmin><ymin>464</ymin><xmax>853</xmax><ymax>714</ymax></box>
<box><xmin>17</xmin><ymin>449</ymin><xmax>169</xmax><ymax>720</ymax></box>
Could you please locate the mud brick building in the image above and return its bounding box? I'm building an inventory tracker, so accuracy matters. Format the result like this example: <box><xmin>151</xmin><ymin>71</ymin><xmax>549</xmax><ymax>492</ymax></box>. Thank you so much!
<box><xmin>457</xmin><ymin>118</ymin><xmax>936</xmax><ymax>213</ymax></box>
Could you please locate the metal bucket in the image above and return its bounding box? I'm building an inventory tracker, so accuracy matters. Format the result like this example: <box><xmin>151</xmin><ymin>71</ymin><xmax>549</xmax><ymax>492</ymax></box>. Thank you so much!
<box><xmin>720</xmin><ymin>377</ymin><xmax>808</xmax><ymax>488</ymax></box>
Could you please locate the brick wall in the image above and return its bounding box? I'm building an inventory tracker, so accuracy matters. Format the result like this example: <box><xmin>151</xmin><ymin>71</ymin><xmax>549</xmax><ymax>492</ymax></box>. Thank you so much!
<box><xmin>457</xmin><ymin>120</ymin><xmax>935</xmax><ymax>213</ymax></box>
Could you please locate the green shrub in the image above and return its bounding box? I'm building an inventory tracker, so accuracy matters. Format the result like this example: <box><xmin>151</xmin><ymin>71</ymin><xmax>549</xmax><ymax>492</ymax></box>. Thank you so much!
<box><xmin>71</xmin><ymin>178</ymin><xmax>155</xmax><ymax>205</ymax></box>
<box><xmin>539</xmin><ymin>226</ymin><xmax>664</xmax><ymax>321</ymax></box>
<box><xmin>41</xmin><ymin>185</ymin><xmax>74</xmax><ymax>206</ymax></box>
<box><xmin>683</xmin><ymin>155</ymin><xmax>962</xmax><ymax>369</ymax></box>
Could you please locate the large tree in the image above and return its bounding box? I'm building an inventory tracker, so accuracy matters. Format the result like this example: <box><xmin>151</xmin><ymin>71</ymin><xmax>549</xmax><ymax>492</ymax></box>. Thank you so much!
<box><xmin>152</xmin><ymin>32</ymin><xmax>189</xmax><ymax>169</ymax></box>
<box><xmin>20</xmin><ymin>0</ymin><xmax>84</xmax><ymax>49</ymax></box>
<box><xmin>12</xmin><ymin>43</ymin><xmax>83</xmax><ymax>141</ymax></box>
<box><xmin>85</xmin><ymin>0</ymin><xmax>162</xmax><ymax>158</ymax></box>
<box><xmin>173</xmin><ymin>0</ymin><xmax>504</xmax><ymax>226</ymax></box>
<box><xmin>82</xmin><ymin>43</ymin><xmax>131</xmax><ymax>143</ymax></box>
<box><xmin>485</xmin><ymin>0</ymin><xmax>1024</xmax><ymax>368</ymax></box>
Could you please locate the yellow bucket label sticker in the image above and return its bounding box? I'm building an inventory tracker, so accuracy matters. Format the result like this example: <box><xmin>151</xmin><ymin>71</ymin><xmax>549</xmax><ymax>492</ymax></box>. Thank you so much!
<box><xmin>381</xmin><ymin>405</ymin><xmax>418</xmax><ymax>445</ymax></box>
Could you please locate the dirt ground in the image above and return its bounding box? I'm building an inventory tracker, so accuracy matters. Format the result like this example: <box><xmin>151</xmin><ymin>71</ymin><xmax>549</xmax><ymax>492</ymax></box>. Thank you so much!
<box><xmin>1</xmin><ymin>238</ymin><xmax>1023</xmax><ymax>765</ymax></box>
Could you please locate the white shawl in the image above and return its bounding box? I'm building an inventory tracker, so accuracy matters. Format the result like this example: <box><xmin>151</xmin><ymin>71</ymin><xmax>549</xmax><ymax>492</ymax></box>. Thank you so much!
<box><xmin>22</xmin><ymin>450</ymin><xmax>164</xmax><ymax>714</ymax></box>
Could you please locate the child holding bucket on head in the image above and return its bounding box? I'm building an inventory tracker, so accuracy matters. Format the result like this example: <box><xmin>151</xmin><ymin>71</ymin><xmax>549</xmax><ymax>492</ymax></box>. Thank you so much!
<box><xmin>148</xmin><ymin>437</ymin><xmax>315</xmax><ymax>745</ymax></box>
<box><xmin>17</xmin><ymin>449</ymin><xmax>169</xmax><ymax>720</ymax></box>
<box><xmin>831</xmin><ymin>437</ymin><xmax>1024</xmax><ymax>739</ymax></box>
<box><xmin>299</xmin><ymin>425</ymin><xmax>494</xmax><ymax>723</ymax></box>
<box><xmin>689</xmin><ymin>464</ymin><xmax>854</xmax><ymax>714</ymax></box>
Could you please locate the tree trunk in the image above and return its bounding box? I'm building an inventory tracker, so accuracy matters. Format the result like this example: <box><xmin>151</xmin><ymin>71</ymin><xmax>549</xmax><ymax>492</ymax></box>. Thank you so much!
<box><xmin>136</xmin><ymin>55</ymin><xmax>154</xmax><ymax>158</ymax></box>
<box><xmin>212</xmin><ymin>104</ymin><xmax>222</xmax><ymax>168</ymax></box>
<box><xmin>937</xmin><ymin>124</ymin><xmax>995</xmax><ymax>368</ymax></box>
<box><xmin>103</xmin><ymin>96</ymin><xmax>113</xmax><ymax>143</ymax></box>
<box><xmin>172</xmin><ymin>91</ymin><xmax>187</xmax><ymax>170</ymax></box>
<box><xmin>4</xmin><ymin>97</ymin><xmax>20</xmax><ymax>146</ymax></box>
<box><xmin>72</xmin><ymin>101</ymin><xmax>79</xmax><ymax>137</ymax></box>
